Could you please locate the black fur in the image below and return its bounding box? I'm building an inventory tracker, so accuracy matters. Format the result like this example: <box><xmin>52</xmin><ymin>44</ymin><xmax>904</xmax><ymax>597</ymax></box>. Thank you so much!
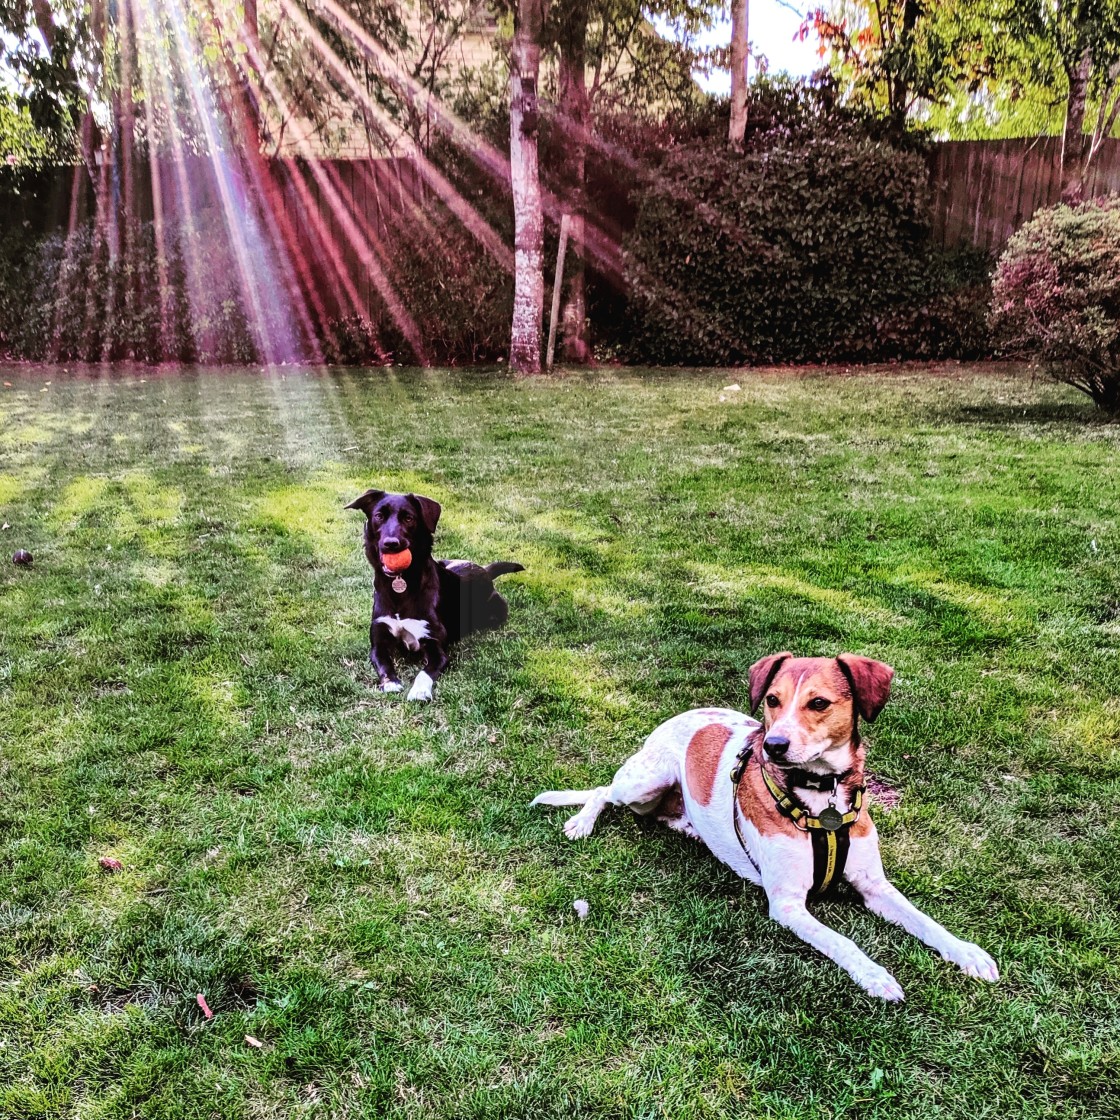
<box><xmin>344</xmin><ymin>488</ymin><xmax>524</xmax><ymax>695</ymax></box>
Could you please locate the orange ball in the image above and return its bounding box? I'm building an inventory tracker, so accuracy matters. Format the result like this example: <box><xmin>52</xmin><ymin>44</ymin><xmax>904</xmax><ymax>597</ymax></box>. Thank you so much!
<box><xmin>381</xmin><ymin>549</ymin><xmax>412</xmax><ymax>572</ymax></box>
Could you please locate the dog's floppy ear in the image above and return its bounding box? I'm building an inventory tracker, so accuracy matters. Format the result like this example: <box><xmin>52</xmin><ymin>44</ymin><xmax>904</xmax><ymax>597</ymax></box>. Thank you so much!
<box><xmin>748</xmin><ymin>652</ymin><xmax>792</xmax><ymax>713</ymax></box>
<box><xmin>408</xmin><ymin>493</ymin><xmax>441</xmax><ymax>534</ymax></box>
<box><xmin>344</xmin><ymin>488</ymin><xmax>385</xmax><ymax>515</ymax></box>
<box><xmin>836</xmin><ymin>654</ymin><xmax>894</xmax><ymax>722</ymax></box>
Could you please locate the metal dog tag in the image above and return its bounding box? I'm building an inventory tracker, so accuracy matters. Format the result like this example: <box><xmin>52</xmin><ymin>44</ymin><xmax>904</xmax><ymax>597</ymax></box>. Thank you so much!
<box><xmin>391</xmin><ymin>576</ymin><xmax>407</xmax><ymax>594</ymax></box>
<box><xmin>818</xmin><ymin>806</ymin><xmax>844</xmax><ymax>832</ymax></box>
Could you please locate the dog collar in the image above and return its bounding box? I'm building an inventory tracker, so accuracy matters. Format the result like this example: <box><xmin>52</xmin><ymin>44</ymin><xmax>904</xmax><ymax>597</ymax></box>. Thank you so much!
<box><xmin>760</xmin><ymin>765</ymin><xmax>864</xmax><ymax>832</ymax></box>
<box><xmin>380</xmin><ymin>565</ymin><xmax>409</xmax><ymax>593</ymax></box>
<box><xmin>782</xmin><ymin>768</ymin><xmax>850</xmax><ymax>794</ymax></box>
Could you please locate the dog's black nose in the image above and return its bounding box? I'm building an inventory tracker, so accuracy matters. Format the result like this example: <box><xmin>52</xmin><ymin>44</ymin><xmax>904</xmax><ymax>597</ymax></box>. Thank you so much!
<box><xmin>764</xmin><ymin>735</ymin><xmax>790</xmax><ymax>757</ymax></box>
<box><xmin>382</xmin><ymin>537</ymin><xmax>402</xmax><ymax>552</ymax></box>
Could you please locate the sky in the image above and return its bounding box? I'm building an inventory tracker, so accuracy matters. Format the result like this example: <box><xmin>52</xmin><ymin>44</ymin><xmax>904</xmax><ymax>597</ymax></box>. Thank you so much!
<box><xmin>686</xmin><ymin>0</ymin><xmax>822</xmax><ymax>95</ymax></box>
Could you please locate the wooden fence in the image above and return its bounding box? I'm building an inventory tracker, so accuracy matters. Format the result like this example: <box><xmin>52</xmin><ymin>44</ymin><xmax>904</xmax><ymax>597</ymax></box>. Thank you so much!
<box><xmin>17</xmin><ymin>138</ymin><xmax>1120</xmax><ymax>313</ymax></box>
<box><xmin>929</xmin><ymin>136</ymin><xmax>1120</xmax><ymax>254</ymax></box>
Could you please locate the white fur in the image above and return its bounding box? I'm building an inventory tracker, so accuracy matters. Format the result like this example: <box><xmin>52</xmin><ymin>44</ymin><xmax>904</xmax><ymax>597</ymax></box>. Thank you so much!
<box><xmin>376</xmin><ymin>614</ymin><xmax>431</xmax><ymax>653</ymax></box>
<box><xmin>380</xmin><ymin>680</ymin><xmax>403</xmax><ymax>693</ymax></box>
<box><xmin>407</xmin><ymin>670</ymin><xmax>434</xmax><ymax>702</ymax></box>
<box><xmin>532</xmin><ymin>707</ymin><xmax>998</xmax><ymax>1000</ymax></box>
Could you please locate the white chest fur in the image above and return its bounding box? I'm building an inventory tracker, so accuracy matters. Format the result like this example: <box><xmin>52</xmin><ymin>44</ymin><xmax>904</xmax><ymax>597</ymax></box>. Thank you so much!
<box><xmin>375</xmin><ymin>614</ymin><xmax>431</xmax><ymax>651</ymax></box>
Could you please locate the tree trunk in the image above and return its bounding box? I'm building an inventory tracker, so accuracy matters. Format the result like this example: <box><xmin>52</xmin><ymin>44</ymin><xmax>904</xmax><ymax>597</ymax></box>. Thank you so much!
<box><xmin>1061</xmin><ymin>46</ymin><xmax>1092</xmax><ymax>202</ymax></box>
<box><xmin>32</xmin><ymin>0</ymin><xmax>101</xmax><ymax>187</ymax></box>
<box><xmin>558</xmin><ymin>0</ymin><xmax>590</xmax><ymax>364</ymax></box>
<box><xmin>728</xmin><ymin>0</ymin><xmax>749</xmax><ymax>148</ymax></box>
<box><xmin>887</xmin><ymin>0</ymin><xmax>921</xmax><ymax>133</ymax></box>
<box><xmin>509</xmin><ymin>0</ymin><xmax>548</xmax><ymax>375</ymax></box>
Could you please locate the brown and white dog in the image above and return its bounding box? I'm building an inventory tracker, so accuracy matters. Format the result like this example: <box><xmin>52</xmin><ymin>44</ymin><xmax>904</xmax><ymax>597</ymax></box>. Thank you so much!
<box><xmin>532</xmin><ymin>652</ymin><xmax>999</xmax><ymax>1000</ymax></box>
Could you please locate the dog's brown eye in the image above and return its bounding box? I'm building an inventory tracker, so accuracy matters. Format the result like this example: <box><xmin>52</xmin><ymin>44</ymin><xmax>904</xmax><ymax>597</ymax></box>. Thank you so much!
<box><xmin>765</xmin><ymin>694</ymin><xmax>780</xmax><ymax>709</ymax></box>
<box><xmin>808</xmin><ymin>697</ymin><xmax>831</xmax><ymax>712</ymax></box>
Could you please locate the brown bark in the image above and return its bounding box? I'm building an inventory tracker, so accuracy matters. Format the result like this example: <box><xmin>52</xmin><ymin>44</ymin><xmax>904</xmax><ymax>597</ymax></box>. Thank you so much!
<box><xmin>887</xmin><ymin>0</ymin><xmax>921</xmax><ymax>133</ymax></box>
<box><xmin>729</xmin><ymin>0</ymin><xmax>749</xmax><ymax>148</ymax></box>
<box><xmin>1061</xmin><ymin>46</ymin><xmax>1092</xmax><ymax>202</ymax></box>
<box><xmin>557</xmin><ymin>0</ymin><xmax>590</xmax><ymax>364</ymax></box>
<box><xmin>31</xmin><ymin>0</ymin><xmax>101</xmax><ymax>187</ymax></box>
<box><xmin>30</xmin><ymin>0</ymin><xmax>57</xmax><ymax>50</ymax></box>
<box><xmin>509</xmin><ymin>0</ymin><xmax>549</xmax><ymax>375</ymax></box>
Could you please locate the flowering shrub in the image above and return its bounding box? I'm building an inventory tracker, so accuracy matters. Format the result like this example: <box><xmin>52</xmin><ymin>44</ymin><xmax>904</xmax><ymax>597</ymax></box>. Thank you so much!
<box><xmin>991</xmin><ymin>199</ymin><xmax>1120</xmax><ymax>414</ymax></box>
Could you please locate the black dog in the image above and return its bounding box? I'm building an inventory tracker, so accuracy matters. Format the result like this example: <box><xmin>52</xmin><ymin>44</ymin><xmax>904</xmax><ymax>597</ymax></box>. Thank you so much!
<box><xmin>345</xmin><ymin>489</ymin><xmax>524</xmax><ymax>701</ymax></box>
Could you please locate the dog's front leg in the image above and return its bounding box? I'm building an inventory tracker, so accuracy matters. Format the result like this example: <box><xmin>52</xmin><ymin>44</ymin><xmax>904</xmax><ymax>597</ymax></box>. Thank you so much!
<box><xmin>765</xmin><ymin>884</ymin><xmax>906</xmax><ymax>1001</ymax></box>
<box><xmin>406</xmin><ymin>639</ymin><xmax>449</xmax><ymax>702</ymax></box>
<box><xmin>761</xmin><ymin>840</ymin><xmax>904</xmax><ymax>1000</ymax></box>
<box><xmin>847</xmin><ymin>841</ymin><xmax>999</xmax><ymax>982</ymax></box>
<box><xmin>370</xmin><ymin>627</ymin><xmax>403</xmax><ymax>693</ymax></box>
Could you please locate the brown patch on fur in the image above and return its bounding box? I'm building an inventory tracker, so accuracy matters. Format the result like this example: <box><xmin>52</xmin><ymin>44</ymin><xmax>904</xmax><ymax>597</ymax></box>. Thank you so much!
<box><xmin>845</xmin><ymin>765</ymin><xmax>876</xmax><ymax>839</ymax></box>
<box><xmin>685</xmin><ymin>723</ymin><xmax>733</xmax><ymax>807</ymax></box>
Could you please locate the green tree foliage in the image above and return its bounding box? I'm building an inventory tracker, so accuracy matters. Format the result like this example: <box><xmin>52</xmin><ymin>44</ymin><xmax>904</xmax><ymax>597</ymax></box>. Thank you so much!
<box><xmin>804</xmin><ymin>1</ymin><xmax>998</xmax><ymax>130</ymax></box>
<box><xmin>808</xmin><ymin>0</ymin><xmax>1120</xmax><ymax>154</ymax></box>
<box><xmin>0</xmin><ymin>0</ymin><xmax>95</xmax><ymax>171</ymax></box>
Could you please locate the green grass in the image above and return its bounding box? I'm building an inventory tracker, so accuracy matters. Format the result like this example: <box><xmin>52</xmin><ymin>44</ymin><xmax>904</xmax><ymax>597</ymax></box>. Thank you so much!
<box><xmin>1</xmin><ymin>363</ymin><xmax>1118</xmax><ymax>1119</ymax></box>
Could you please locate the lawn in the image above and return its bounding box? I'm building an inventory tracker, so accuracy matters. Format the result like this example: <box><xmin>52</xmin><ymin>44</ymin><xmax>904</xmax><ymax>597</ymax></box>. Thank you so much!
<box><xmin>1</xmin><ymin>363</ymin><xmax>1118</xmax><ymax>1120</ymax></box>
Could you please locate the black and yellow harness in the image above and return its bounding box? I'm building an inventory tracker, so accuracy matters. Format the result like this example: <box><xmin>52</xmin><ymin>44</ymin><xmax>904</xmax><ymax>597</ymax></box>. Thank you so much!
<box><xmin>730</xmin><ymin>738</ymin><xmax>865</xmax><ymax>895</ymax></box>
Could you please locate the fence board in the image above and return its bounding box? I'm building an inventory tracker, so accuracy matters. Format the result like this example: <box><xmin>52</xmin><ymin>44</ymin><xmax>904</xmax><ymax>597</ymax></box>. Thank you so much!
<box><xmin>929</xmin><ymin>135</ymin><xmax>1120</xmax><ymax>253</ymax></box>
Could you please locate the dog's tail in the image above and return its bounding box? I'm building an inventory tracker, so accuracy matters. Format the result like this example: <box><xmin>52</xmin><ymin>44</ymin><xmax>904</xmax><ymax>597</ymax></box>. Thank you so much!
<box><xmin>485</xmin><ymin>561</ymin><xmax>525</xmax><ymax>579</ymax></box>
<box><xmin>530</xmin><ymin>789</ymin><xmax>593</xmax><ymax>808</ymax></box>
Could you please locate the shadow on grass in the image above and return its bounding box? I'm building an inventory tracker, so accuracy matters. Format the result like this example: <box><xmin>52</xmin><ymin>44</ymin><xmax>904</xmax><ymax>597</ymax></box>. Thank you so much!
<box><xmin>933</xmin><ymin>400</ymin><xmax>1109</xmax><ymax>426</ymax></box>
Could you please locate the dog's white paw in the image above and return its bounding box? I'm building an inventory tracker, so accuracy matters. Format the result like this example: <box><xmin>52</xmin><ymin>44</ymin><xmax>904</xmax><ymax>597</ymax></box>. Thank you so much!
<box><xmin>947</xmin><ymin>941</ymin><xmax>999</xmax><ymax>982</ymax></box>
<box><xmin>563</xmin><ymin>812</ymin><xmax>595</xmax><ymax>840</ymax></box>
<box><xmin>858</xmin><ymin>966</ymin><xmax>905</xmax><ymax>1002</ymax></box>
<box><xmin>407</xmin><ymin>671</ymin><xmax>434</xmax><ymax>702</ymax></box>
<box><xmin>380</xmin><ymin>680</ymin><xmax>404</xmax><ymax>694</ymax></box>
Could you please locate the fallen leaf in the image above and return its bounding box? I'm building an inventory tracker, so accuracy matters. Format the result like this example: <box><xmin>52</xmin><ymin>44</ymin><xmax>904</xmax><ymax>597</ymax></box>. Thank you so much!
<box><xmin>244</xmin><ymin>1034</ymin><xmax>264</xmax><ymax>1049</ymax></box>
<box><xmin>98</xmin><ymin>857</ymin><xmax>123</xmax><ymax>872</ymax></box>
<box><xmin>196</xmin><ymin>993</ymin><xmax>214</xmax><ymax>1019</ymax></box>
<box><xmin>722</xmin><ymin>383</ymin><xmax>742</xmax><ymax>392</ymax></box>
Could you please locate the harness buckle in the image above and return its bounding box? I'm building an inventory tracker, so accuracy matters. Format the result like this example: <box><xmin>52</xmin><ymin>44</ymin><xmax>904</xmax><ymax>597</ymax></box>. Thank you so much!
<box><xmin>729</xmin><ymin>742</ymin><xmax>754</xmax><ymax>786</ymax></box>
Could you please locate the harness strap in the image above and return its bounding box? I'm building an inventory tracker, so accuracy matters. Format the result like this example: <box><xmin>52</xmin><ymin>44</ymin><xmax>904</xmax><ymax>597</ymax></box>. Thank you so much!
<box><xmin>730</xmin><ymin>739</ymin><xmax>761</xmax><ymax>875</ymax></box>
<box><xmin>811</xmin><ymin>827</ymin><xmax>850</xmax><ymax>894</ymax></box>
<box><xmin>730</xmin><ymin>737</ymin><xmax>865</xmax><ymax>896</ymax></box>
